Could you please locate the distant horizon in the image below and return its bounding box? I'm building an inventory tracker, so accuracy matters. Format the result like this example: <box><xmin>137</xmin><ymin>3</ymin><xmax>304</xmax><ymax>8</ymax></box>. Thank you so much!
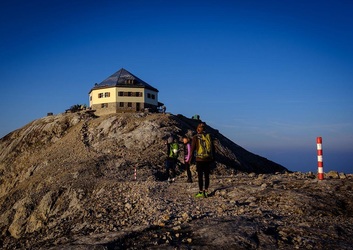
<box><xmin>1</xmin><ymin>111</ymin><xmax>351</xmax><ymax>174</ymax></box>
<box><xmin>248</xmin><ymin>145</ymin><xmax>353</xmax><ymax>174</ymax></box>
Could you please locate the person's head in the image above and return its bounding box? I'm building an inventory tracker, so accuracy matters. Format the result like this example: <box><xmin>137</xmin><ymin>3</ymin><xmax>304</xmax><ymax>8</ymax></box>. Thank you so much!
<box><xmin>182</xmin><ymin>136</ymin><xmax>190</xmax><ymax>144</ymax></box>
<box><xmin>196</xmin><ymin>123</ymin><xmax>205</xmax><ymax>134</ymax></box>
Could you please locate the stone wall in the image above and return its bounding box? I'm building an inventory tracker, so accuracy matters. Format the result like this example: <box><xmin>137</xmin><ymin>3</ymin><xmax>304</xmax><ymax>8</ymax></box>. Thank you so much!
<box><xmin>92</xmin><ymin>102</ymin><xmax>157</xmax><ymax>115</ymax></box>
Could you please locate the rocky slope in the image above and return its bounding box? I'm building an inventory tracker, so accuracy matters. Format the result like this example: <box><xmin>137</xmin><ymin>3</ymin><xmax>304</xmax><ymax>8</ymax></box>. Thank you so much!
<box><xmin>0</xmin><ymin>112</ymin><xmax>352</xmax><ymax>249</ymax></box>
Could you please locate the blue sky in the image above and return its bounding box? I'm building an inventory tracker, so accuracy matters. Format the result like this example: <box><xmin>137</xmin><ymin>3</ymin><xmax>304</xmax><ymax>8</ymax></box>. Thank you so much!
<box><xmin>1</xmin><ymin>0</ymin><xmax>352</xmax><ymax>173</ymax></box>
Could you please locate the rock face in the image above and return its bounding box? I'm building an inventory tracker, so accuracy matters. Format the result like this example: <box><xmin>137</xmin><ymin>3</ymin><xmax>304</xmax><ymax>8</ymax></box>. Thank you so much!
<box><xmin>1</xmin><ymin>112</ymin><xmax>352</xmax><ymax>249</ymax></box>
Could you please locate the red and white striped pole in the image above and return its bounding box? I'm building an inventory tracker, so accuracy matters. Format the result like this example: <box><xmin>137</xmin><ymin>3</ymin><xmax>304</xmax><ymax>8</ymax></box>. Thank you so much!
<box><xmin>316</xmin><ymin>137</ymin><xmax>324</xmax><ymax>180</ymax></box>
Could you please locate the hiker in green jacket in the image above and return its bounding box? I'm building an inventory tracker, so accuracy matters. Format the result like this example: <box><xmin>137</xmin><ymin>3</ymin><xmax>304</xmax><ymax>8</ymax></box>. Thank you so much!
<box><xmin>188</xmin><ymin>123</ymin><xmax>214</xmax><ymax>198</ymax></box>
<box><xmin>165</xmin><ymin>135</ymin><xmax>179</xmax><ymax>182</ymax></box>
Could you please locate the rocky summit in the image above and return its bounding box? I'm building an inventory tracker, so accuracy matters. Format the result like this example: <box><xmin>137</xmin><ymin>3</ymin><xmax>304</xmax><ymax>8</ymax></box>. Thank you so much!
<box><xmin>0</xmin><ymin>112</ymin><xmax>352</xmax><ymax>249</ymax></box>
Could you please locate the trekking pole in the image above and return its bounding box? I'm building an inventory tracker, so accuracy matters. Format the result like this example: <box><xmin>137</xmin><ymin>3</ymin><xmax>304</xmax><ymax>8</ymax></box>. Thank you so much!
<box><xmin>134</xmin><ymin>165</ymin><xmax>137</xmax><ymax>181</ymax></box>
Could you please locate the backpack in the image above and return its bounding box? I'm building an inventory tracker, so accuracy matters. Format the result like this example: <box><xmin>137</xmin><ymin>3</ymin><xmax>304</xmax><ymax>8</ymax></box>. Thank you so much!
<box><xmin>196</xmin><ymin>133</ymin><xmax>213</xmax><ymax>159</ymax></box>
<box><xmin>169</xmin><ymin>142</ymin><xmax>179</xmax><ymax>158</ymax></box>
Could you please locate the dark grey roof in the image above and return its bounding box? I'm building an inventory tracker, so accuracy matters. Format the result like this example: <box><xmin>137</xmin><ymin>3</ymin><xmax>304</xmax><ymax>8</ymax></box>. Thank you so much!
<box><xmin>91</xmin><ymin>68</ymin><xmax>158</xmax><ymax>92</ymax></box>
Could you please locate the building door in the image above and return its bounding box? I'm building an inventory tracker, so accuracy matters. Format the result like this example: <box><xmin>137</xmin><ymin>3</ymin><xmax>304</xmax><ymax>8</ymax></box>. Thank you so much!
<box><xmin>136</xmin><ymin>103</ymin><xmax>140</xmax><ymax>111</ymax></box>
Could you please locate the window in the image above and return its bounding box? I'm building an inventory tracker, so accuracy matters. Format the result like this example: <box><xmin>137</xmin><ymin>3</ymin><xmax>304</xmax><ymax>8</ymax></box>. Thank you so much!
<box><xmin>147</xmin><ymin>93</ymin><xmax>151</xmax><ymax>98</ymax></box>
<box><xmin>125</xmin><ymin>79</ymin><xmax>134</xmax><ymax>84</ymax></box>
<box><xmin>151</xmin><ymin>94</ymin><xmax>155</xmax><ymax>99</ymax></box>
<box><xmin>125</xmin><ymin>79</ymin><xmax>135</xmax><ymax>84</ymax></box>
<box><xmin>99</xmin><ymin>92</ymin><xmax>110</xmax><ymax>98</ymax></box>
<box><xmin>119</xmin><ymin>102</ymin><xmax>124</xmax><ymax>107</ymax></box>
<box><xmin>118</xmin><ymin>91</ymin><xmax>143</xmax><ymax>97</ymax></box>
<box><xmin>117</xmin><ymin>91</ymin><xmax>143</xmax><ymax>97</ymax></box>
<box><xmin>128</xmin><ymin>102</ymin><xmax>132</xmax><ymax>107</ymax></box>
<box><xmin>101</xmin><ymin>103</ymin><xmax>108</xmax><ymax>108</ymax></box>
<box><xmin>90</xmin><ymin>96</ymin><xmax>92</xmax><ymax>101</ymax></box>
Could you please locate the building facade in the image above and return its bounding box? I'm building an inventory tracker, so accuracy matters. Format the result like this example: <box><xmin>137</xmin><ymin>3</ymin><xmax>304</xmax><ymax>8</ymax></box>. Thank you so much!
<box><xmin>89</xmin><ymin>68</ymin><xmax>161</xmax><ymax>115</ymax></box>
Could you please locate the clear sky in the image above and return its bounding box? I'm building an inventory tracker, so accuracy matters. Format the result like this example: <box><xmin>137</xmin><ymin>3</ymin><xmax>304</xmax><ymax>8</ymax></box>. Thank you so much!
<box><xmin>1</xmin><ymin>0</ymin><xmax>352</xmax><ymax>173</ymax></box>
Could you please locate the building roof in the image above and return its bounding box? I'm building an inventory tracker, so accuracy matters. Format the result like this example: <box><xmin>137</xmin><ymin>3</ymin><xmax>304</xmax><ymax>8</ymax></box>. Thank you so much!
<box><xmin>90</xmin><ymin>68</ymin><xmax>158</xmax><ymax>92</ymax></box>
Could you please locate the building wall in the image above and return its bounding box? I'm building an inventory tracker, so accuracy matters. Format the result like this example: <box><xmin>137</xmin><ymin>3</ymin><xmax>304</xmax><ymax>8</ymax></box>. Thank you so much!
<box><xmin>89</xmin><ymin>87</ymin><xmax>117</xmax><ymax>107</ymax></box>
<box><xmin>89</xmin><ymin>86</ymin><xmax>159</xmax><ymax>115</ymax></box>
<box><xmin>144</xmin><ymin>89</ymin><xmax>159</xmax><ymax>106</ymax></box>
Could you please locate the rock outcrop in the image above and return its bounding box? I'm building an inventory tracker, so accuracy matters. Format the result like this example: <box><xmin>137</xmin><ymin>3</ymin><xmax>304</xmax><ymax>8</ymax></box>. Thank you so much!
<box><xmin>1</xmin><ymin>112</ymin><xmax>352</xmax><ymax>249</ymax></box>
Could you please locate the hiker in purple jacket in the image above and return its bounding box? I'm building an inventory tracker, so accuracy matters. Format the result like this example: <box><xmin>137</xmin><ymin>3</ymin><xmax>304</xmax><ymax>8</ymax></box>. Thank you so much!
<box><xmin>183</xmin><ymin>136</ymin><xmax>192</xmax><ymax>183</ymax></box>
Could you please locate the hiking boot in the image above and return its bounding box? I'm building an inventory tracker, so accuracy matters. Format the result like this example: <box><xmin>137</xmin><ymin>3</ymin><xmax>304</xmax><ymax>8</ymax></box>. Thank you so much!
<box><xmin>195</xmin><ymin>191</ymin><xmax>204</xmax><ymax>198</ymax></box>
<box><xmin>167</xmin><ymin>178</ymin><xmax>171</xmax><ymax>183</ymax></box>
<box><xmin>187</xmin><ymin>178</ymin><xmax>193</xmax><ymax>183</ymax></box>
<box><xmin>203</xmin><ymin>190</ymin><xmax>209</xmax><ymax>198</ymax></box>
